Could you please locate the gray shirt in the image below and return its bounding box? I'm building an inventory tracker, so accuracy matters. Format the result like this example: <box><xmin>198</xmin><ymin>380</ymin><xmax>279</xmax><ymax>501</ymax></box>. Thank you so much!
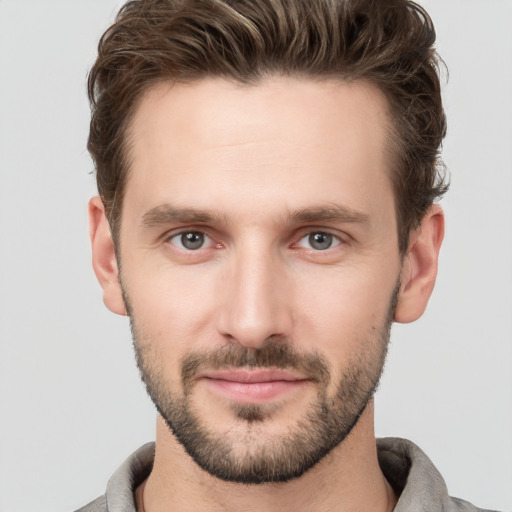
<box><xmin>76</xmin><ymin>438</ymin><xmax>497</xmax><ymax>512</ymax></box>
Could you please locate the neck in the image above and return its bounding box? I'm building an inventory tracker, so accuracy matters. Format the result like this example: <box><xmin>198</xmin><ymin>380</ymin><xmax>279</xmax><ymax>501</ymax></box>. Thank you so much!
<box><xmin>139</xmin><ymin>402</ymin><xmax>397</xmax><ymax>512</ymax></box>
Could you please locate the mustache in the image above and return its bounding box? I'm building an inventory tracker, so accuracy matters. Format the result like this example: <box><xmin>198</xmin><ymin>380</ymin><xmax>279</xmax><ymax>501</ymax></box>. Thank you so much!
<box><xmin>181</xmin><ymin>340</ymin><xmax>331</xmax><ymax>386</ymax></box>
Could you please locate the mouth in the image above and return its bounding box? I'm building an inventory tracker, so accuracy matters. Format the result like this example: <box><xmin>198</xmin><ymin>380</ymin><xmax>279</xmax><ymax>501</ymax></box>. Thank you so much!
<box><xmin>199</xmin><ymin>369</ymin><xmax>310</xmax><ymax>403</ymax></box>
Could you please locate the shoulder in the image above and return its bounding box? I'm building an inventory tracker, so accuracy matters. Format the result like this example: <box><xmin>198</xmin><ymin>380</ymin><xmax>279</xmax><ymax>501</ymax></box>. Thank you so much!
<box><xmin>74</xmin><ymin>495</ymin><xmax>107</xmax><ymax>512</ymax></box>
<box><xmin>448</xmin><ymin>496</ymin><xmax>500</xmax><ymax>512</ymax></box>
<box><xmin>377</xmin><ymin>437</ymin><xmax>501</xmax><ymax>512</ymax></box>
<box><xmin>74</xmin><ymin>443</ymin><xmax>155</xmax><ymax>512</ymax></box>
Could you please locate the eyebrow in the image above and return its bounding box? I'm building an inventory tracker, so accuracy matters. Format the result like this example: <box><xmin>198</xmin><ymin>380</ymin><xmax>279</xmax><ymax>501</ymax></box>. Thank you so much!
<box><xmin>289</xmin><ymin>205</ymin><xmax>370</xmax><ymax>224</ymax></box>
<box><xmin>140</xmin><ymin>203</ymin><xmax>369</xmax><ymax>228</ymax></box>
<box><xmin>141</xmin><ymin>205</ymin><xmax>225</xmax><ymax>227</ymax></box>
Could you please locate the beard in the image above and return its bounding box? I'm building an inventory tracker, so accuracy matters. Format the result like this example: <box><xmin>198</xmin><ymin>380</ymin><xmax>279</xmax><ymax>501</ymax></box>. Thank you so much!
<box><xmin>126</xmin><ymin>284</ymin><xmax>398</xmax><ymax>485</ymax></box>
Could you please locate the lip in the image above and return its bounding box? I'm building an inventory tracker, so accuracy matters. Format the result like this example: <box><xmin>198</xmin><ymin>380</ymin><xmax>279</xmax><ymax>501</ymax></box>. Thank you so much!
<box><xmin>199</xmin><ymin>369</ymin><xmax>309</xmax><ymax>403</ymax></box>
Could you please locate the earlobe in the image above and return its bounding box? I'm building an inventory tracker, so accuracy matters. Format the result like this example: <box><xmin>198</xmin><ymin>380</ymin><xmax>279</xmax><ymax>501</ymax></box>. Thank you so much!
<box><xmin>394</xmin><ymin>205</ymin><xmax>445</xmax><ymax>324</ymax></box>
<box><xmin>89</xmin><ymin>196</ymin><xmax>127</xmax><ymax>316</ymax></box>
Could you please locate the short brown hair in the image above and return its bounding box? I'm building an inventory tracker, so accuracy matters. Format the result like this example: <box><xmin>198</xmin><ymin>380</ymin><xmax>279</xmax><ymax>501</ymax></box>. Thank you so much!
<box><xmin>88</xmin><ymin>0</ymin><xmax>448</xmax><ymax>253</ymax></box>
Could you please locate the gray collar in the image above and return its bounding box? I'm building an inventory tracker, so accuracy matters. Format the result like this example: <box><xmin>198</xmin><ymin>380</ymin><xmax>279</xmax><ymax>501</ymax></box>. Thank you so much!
<box><xmin>100</xmin><ymin>438</ymin><xmax>492</xmax><ymax>512</ymax></box>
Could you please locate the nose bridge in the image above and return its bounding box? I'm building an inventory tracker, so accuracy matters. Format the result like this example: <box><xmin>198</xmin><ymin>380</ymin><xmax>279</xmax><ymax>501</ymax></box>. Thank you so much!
<box><xmin>218</xmin><ymin>236</ymin><xmax>290</xmax><ymax>348</ymax></box>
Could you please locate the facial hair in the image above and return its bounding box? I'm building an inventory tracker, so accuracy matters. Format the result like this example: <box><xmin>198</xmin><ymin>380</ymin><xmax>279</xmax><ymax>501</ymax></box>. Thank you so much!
<box><xmin>126</xmin><ymin>283</ymin><xmax>398</xmax><ymax>484</ymax></box>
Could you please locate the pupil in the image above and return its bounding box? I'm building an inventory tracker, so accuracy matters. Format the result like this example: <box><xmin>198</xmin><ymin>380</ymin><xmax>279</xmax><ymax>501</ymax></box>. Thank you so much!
<box><xmin>309</xmin><ymin>232</ymin><xmax>332</xmax><ymax>250</ymax></box>
<box><xmin>182</xmin><ymin>232</ymin><xmax>204</xmax><ymax>250</ymax></box>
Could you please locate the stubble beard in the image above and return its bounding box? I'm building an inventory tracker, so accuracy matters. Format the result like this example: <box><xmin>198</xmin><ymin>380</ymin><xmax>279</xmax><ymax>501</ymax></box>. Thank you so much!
<box><xmin>126</xmin><ymin>284</ymin><xmax>398</xmax><ymax>485</ymax></box>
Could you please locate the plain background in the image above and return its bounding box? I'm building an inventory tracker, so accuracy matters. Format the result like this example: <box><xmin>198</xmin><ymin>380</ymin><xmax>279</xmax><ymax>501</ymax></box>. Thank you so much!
<box><xmin>0</xmin><ymin>0</ymin><xmax>511</xmax><ymax>510</ymax></box>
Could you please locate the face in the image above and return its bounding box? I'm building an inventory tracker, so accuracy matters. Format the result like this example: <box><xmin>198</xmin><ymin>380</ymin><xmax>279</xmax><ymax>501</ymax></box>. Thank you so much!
<box><xmin>116</xmin><ymin>77</ymin><xmax>403</xmax><ymax>483</ymax></box>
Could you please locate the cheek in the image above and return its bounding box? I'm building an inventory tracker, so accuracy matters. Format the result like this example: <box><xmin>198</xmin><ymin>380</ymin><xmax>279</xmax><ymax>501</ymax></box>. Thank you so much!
<box><xmin>122</xmin><ymin>260</ymin><xmax>221</xmax><ymax>352</ymax></box>
<box><xmin>291</xmin><ymin>265</ymin><xmax>397</xmax><ymax>357</ymax></box>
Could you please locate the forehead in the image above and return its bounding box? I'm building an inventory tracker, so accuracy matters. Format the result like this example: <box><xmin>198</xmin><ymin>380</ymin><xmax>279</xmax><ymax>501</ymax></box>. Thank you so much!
<box><xmin>123</xmin><ymin>76</ymin><xmax>395</xmax><ymax>226</ymax></box>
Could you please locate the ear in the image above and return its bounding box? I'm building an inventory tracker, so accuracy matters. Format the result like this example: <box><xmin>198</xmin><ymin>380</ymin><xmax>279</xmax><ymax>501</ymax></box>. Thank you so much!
<box><xmin>394</xmin><ymin>205</ymin><xmax>444</xmax><ymax>324</ymax></box>
<box><xmin>89</xmin><ymin>196</ymin><xmax>127</xmax><ymax>316</ymax></box>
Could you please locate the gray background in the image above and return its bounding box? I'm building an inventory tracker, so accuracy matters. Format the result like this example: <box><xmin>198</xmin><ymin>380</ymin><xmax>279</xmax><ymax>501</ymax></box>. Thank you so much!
<box><xmin>0</xmin><ymin>1</ymin><xmax>511</xmax><ymax>510</ymax></box>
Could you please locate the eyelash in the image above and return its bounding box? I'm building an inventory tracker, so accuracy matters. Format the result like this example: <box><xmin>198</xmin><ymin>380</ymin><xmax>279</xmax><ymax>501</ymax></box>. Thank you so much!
<box><xmin>165</xmin><ymin>229</ymin><xmax>344</xmax><ymax>253</ymax></box>
<box><xmin>295</xmin><ymin>231</ymin><xmax>342</xmax><ymax>251</ymax></box>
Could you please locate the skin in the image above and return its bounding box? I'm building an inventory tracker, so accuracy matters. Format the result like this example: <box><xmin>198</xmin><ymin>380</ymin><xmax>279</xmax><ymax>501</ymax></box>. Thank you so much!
<box><xmin>89</xmin><ymin>77</ymin><xmax>444</xmax><ymax>512</ymax></box>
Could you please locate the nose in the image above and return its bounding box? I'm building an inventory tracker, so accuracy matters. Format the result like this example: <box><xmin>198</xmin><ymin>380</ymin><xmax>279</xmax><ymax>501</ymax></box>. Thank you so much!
<box><xmin>216</xmin><ymin>244</ymin><xmax>292</xmax><ymax>349</ymax></box>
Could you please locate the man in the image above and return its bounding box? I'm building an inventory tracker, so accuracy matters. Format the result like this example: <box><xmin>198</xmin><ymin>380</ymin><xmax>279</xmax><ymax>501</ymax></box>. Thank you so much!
<box><xmin>78</xmin><ymin>0</ymin><xmax>496</xmax><ymax>511</ymax></box>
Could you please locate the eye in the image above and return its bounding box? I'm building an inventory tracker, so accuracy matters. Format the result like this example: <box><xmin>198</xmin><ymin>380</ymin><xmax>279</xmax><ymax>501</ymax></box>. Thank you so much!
<box><xmin>168</xmin><ymin>231</ymin><xmax>212</xmax><ymax>251</ymax></box>
<box><xmin>297</xmin><ymin>231</ymin><xmax>341</xmax><ymax>251</ymax></box>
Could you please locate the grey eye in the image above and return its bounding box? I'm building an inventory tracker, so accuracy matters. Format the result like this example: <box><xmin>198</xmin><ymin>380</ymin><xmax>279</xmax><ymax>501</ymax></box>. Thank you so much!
<box><xmin>171</xmin><ymin>231</ymin><xmax>208</xmax><ymax>250</ymax></box>
<box><xmin>181</xmin><ymin>232</ymin><xmax>204</xmax><ymax>250</ymax></box>
<box><xmin>308</xmin><ymin>232</ymin><xmax>334</xmax><ymax>250</ymax></box>
<box><xmin>296</xmin><ymin>231</ymin><xmax>341</xmax><ymax>251</ymax></box>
